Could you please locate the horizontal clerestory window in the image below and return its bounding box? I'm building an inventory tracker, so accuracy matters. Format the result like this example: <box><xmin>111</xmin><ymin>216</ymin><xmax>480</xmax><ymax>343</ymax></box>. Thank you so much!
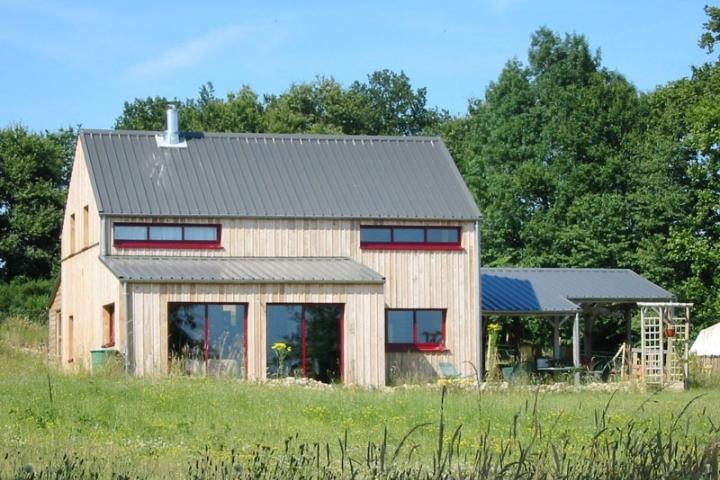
<box><xmin>113</xmin><ymin>223</ymin><xmax>221</xmax><ymax>249</ymax></box>
<box><xmin>386</xmin><ymin>309</ymin><xmax>446</xmax><ymax>352</ymax></box>
<box><xmin>360</xmin><ymin>226</ymin><xmax>461</xmax><ymax>250</ymax></box>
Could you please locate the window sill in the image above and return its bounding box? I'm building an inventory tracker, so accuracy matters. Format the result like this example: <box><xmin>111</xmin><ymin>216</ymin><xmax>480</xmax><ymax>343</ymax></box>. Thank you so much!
<box><xmin>362</xmin><ymin>244</ymin><xmax>463</xmax><ymax>251</ymax></box>
<box><xmin>114</xmin><ymin>242</ymin><xmax>223</xmax><ymax>250</ymax></box>
<box><xmin>386</xmin><ymin>345</ymin><xmax>449</xmax><ymax>353</ymax></box>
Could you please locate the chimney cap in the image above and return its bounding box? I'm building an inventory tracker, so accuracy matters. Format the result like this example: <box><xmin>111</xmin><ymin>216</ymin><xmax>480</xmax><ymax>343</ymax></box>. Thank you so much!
<box><xmin>156</xmin><ymin>103</ymin><xmax>186</xmax><ymax>148</ymax></box>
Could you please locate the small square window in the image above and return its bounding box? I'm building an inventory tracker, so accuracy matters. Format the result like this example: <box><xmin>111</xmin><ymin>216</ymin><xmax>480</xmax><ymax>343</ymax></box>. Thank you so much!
<box><xmin>115</xmin><ymin>225</ymin><xmax>147</xmax><ymax>241</ymax></box>
<box><xmin>184</xmin><ymin>226</ymin><xmax>218</xmax><ymax>241</ymax></box>
<box><xmin>393</xmin><ymin>228</ymin><xmax>424</xmax><ymax>243</ymax></box>
<box><xmin>149</xmin><ymin>226</ymin><xmax>182</xmax><ymax>241</ymax></box>
<box><xmin>386</xmin><ymin>309</ymin><xmax>446</xmax><ymax>352</ymax></box>
<box><xmin>360</xmin><ymin>227</ymin><xmax>391</xmax><ymax>243</ymax></box>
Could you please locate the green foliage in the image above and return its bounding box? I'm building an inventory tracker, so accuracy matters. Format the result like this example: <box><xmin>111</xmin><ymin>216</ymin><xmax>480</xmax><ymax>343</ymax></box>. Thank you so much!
<box><xmin>699</xmin><ymin>4</ymin><xmax>720</xmax><ymax>56</ymax></box>
<box><xmin>115</xmin><ymin>71</ymin><xmax>444</xmax><ymax>136</ymax></box>
<box><xmin>0</xmin><ymin>125</ymin><xmax>74</xmax><ymax>280</ymax></box>
<box><xmin>0</xmin><ymin>277</ymin><xmax>54</xmax><ymax>324</ymax></box>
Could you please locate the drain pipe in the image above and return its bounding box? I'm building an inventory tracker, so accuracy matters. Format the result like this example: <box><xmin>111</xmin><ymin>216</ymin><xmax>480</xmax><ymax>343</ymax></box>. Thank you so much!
<box><xmin>122</xmin><ymin>281</ymin><xmax>133</xmax><ymax>374</ymax></box>
<box><xmin>475</xmin><ymin>220</ymin><xmax>483</xmax><ymax>383</ymax></box>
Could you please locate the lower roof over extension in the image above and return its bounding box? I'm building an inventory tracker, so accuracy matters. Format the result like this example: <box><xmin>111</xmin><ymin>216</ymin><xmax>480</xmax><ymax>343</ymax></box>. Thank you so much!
<box><xmin>482</xmin><ymin>268</ymin><xmax>673</xmax><ymax>316</ymax></box>
<box><xmin>101</xmin><ymin>256</ymin><xmax>385</xmax><ymax>285</ymax></box>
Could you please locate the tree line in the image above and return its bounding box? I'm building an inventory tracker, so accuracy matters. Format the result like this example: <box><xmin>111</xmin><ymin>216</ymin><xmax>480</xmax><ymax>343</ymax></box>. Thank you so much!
<box><xmin>1</xmin><ymin>7</ymin><xmax>718</xmax><ymax>335</ymax></box>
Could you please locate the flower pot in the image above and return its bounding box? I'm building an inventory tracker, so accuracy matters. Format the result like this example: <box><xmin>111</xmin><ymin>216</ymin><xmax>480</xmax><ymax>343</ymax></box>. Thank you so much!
<box><xmin>664</xmin><ymin>327</ymin><xmax>676</xmax><ymax>338</ymax></box>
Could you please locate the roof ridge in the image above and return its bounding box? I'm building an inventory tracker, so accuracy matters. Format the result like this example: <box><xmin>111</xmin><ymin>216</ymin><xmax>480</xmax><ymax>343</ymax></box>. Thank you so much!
<box><xmin>80</xmin><ymin>129</ymin><xmax>441</xmax><ymax>143</ymax></box>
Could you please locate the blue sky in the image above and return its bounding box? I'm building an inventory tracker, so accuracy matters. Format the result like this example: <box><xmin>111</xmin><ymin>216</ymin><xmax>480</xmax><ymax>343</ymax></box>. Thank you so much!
<box><xmin>0</xmin><ymin>0</ymin><xmax>713</xmax><ymax>132</ymax></box>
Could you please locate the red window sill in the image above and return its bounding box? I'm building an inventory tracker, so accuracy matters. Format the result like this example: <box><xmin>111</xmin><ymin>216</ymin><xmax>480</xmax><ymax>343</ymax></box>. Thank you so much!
<box><xmin>386</xmin><ymin>344</ymin><xmax>448</xmax><ymax>353</ymax></box>
<box><xmin>361</xmin><ymin>243</ymin><xmax>463</xmax><ymax>251</ymax></box>
<box><xmin>114</xmin><ymin>241</ymin><xmax>222</xmax><ymax>250</ymax></box>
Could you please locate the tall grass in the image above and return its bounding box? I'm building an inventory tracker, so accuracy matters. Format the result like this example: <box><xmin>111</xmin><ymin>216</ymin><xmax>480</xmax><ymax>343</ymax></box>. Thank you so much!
<box><xmin>1</xmin><ymin>321</ymin><xmax>719</xmax><ymax>478</ymax></box>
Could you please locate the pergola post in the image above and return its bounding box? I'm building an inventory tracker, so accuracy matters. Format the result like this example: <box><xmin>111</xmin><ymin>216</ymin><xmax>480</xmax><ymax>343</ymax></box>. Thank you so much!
<box><xmin>552</xmin><ymin>317</ymin><xmax>561</xmax><ymax>360</ymax></box>
<box><xmin>573</xmin><ymin>312</ymin><xmax>581</xmax><ymax>384</ymax></box>
<box><xmin>624</xmin><ymin>306</ymin><xmax>633</xmax><ymax>376</ymax></box>
<box><xmin>584</xmin><ymin>311</ymin><xmax>594</xmax><ymax>361</ymax></box>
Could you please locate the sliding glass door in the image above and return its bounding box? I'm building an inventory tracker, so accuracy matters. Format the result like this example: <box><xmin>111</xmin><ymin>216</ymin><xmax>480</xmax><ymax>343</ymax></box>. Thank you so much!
<box><xmin>168</xmin><ymin>303</ymin><xmax>246</xmax><ymax>377</ymax></box>
<box><xmin>266</xmin><ymin>304</ymin><xmax>342</xmax><ymax>383</ymax></box>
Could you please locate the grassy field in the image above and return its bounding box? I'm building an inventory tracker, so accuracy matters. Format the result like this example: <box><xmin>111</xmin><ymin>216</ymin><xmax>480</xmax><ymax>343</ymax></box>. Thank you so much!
<box><xmin>1</xmin><ymin>317</ymin><xmax>719</xmax><ymax>479</ymax></box>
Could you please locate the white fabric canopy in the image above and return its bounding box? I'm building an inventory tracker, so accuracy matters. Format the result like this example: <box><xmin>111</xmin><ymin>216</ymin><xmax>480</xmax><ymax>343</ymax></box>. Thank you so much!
<box><xmin>690</xmin><ymin>322</ymin><xmax>720</xmax><ymax>356</ymax></box>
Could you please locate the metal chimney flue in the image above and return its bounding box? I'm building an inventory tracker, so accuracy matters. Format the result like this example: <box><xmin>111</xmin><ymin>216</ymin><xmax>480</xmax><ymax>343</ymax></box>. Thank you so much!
<box><xmin>156</xmin><ymin>103</ymin><xmax>186</xmax><ymax>148</ymax></box>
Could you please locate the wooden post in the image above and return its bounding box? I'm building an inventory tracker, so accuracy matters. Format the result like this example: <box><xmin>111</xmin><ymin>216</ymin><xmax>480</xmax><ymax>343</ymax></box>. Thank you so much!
<box><xmin>552</xmin><ymin>317</ymin><xmax>561</xmax><ymax>360</ymax></box>
<box><xmin>584</xmin><ymin>311</ymin><xmax>594</xmax><ymax>361</ymax></box>
<box><xmin>573</xmin><ymin>312</ymin><xmax>581</xmax><ymax>385</ymax></box>
<box><xmin>624</xmin><ymin>306</ymin><xmax>633</xmax><ymax>377</ymax></box>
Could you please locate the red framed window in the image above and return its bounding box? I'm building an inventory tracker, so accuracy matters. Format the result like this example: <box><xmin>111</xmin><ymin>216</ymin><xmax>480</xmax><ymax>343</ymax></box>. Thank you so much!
<box><xmin>360</xmin><ymin>226</ymin><xmax>461</xmax><ymax>250</ymax></box>
<box><xmin>113</xmin><ymin>223</ymin><xmax>221</xmax><ymax>249</ymax></box>
<box><xmin>386</xmin><ymin>309</ymin><xmax>446</xmax><ymax>352</ymax></box>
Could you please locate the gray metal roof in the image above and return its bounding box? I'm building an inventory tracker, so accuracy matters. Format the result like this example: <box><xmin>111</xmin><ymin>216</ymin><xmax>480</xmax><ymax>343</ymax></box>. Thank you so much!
<box><xmin>101</xmin><ymin>256</ymin><xmax>385</xmax><ymax>284</ymax></box>
<box><xmin>482</xmin><ymin>268</ymin><xmax>674</xmax><ymax>315</ymax></box>
<box><xmin>80</xmin><ymin>130</ymin><xmax>480</xmax><ymax>220</ymax></box>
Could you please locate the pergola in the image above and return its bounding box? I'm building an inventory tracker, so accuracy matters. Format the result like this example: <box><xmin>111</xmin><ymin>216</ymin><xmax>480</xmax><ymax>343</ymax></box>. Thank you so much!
<box><xmin>479</xmin><ymin>268</ymin><xmax>675</xmax><ymax>379</ymax></box>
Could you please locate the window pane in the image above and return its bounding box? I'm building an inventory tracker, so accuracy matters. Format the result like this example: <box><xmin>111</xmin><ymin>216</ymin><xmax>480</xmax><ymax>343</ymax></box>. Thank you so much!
<box><xmin>387</xmin><ymin>310</ymin><xmax>413</xmax><ymax>343</ymax></box>
<box><xmin>393</xmin><ymin>228</ymin><xmax>424</xmax><ymax>243</ymax></box>
<box><xmin>168</xmin><ymin>304</ymin><xmax>205</xmax><ymax>361</ymax></box>
<box><xmin>416</xmin><ymin>310</ymin><xmax>443</xmax><ymax>344</ymax></box>
<box><xmin>207</xmin><ymin>304</ymin><xmax>245</xmax><ymax>377</ymax></box>
<box><xmin>361</xmin><ymin>227</ymin><xmax>391</xmax><ymax>243</ymax></box>
<box><xmin>114</xmin><ymin>225</ymin><xmax>147</xmax><ymax>241</ymax></box>
<box><xmin>266</xmin><ymin>305</ymin><xmax>302</xmax><ymax>377</ymax></box>
<box><xmin>184</xmin><ymin>226</ymin><xmax>218</xmax><ymax>241</ymax></box>
<box><xmin>304</xmin><ymin>305</ymin><xmax>342</xmax><ymax>383</ymax></box>
<box><xmin>426</xmin><ymin>228</ymin><xmax>459</xmax><ymax>244</ymax></box>
<box><xmin>149</xmin><ymin>225</ymin><xmax>182</xmax><ymax>241</ymax></box>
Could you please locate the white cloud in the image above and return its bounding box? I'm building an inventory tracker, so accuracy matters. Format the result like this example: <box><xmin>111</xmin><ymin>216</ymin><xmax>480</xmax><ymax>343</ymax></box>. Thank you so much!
<box><xmin>126</xmin><ymin>23</ymin><xmax>251</xmax><ymax>78</ymax></box>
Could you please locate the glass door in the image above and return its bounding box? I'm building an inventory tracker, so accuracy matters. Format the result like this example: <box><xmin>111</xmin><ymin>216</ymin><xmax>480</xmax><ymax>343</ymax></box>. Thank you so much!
<box><xmin>266</xmin><ymin>304</ymin><xmax>342</xmax><ymax>383</ymax></box>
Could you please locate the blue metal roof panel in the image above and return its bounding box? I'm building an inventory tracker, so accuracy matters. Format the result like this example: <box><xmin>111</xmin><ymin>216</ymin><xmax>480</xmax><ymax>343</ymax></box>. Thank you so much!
<box><xmin>481</xmin><ymin>268</ymin><xmax>673</xmax><ymax>315</ymax></box>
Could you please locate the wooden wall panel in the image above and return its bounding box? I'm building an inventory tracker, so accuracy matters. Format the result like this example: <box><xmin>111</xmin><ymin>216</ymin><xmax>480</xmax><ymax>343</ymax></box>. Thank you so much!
<box><xmin>58</xmin><ymin>140</ymin><xmax>121</xmax><ymax>369</ymax></box>
<box><xmin>129</xmin><ymin>282</ymin><xmax>385</xmax><ymax>386</ymax></box>
<box><xmin>108</xmin><ymin>217</ymin><xmax>479</xmax><ymax>382</ymax></box>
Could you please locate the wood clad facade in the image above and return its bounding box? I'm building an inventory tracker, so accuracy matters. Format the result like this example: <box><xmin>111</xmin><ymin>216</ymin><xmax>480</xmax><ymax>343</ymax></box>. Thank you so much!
<box><xmin>52</xmin><ymin>136</ymin><xmax>481</xmax><ymax>385</ymax></box>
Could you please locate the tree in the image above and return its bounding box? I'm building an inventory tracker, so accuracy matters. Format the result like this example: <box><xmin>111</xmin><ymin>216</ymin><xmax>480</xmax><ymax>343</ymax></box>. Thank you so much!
<box><xmin>699</xmin><ymin>4</ymin><xmax>720</xmax><ymax>56</ymax></box>
<box><xmin>458</xmin><ymin>28</ymin><xmax>643</xmax><ymax>269</ymax></box>
<box><xmin>0</xmin><ymin>125</ymin><xmax>74</xmax><ymax>280</ymax></box>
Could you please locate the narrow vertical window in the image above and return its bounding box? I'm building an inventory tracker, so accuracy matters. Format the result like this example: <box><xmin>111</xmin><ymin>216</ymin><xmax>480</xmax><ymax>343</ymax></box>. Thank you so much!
<box><xmin>69</xmin><ymin>214</ymin><xmax>76</xmax><ymax>253</ymax></box>
<box><xmin>68</xmin><ymin>315</ymin><xmax>74</xmax><ymax>362</ymax></box>
<box><xmin>56</xmin><ymin>312</ymin><xmax>62</xmax><ymax>362</ymax></box>
<box><xmin>103</xmin><ymin>304</ymin><xmax>115</xmax><ymax>347</ymax></box>
<box><xmin>82</xmin><ymin>205</ymin><xmax>89</xmax><ymax>248</ymax></box>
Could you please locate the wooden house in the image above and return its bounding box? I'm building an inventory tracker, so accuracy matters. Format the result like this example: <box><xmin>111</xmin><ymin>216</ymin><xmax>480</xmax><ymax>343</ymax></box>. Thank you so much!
<box><xmin>48</xmin><ymin>106</ymin><xmax>481</xmax><ymax>386</ymax></box>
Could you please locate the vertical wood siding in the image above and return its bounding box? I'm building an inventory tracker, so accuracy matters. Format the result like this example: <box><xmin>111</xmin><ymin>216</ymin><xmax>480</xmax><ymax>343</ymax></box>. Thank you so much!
<box><xmin>129</xmin><ymin>282</ymin><xmax>385</xmax><ymax>386</ymax></box>
<box><xmin>58</xmin><ymin>141</ymin><xmax>121</xmax><ymax>369</ymax></box>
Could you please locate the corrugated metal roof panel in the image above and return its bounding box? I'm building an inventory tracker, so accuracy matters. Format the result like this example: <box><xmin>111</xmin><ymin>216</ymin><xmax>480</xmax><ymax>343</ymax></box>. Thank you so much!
<box><xmin>101</xmin><ymin>255</ymin><xmax>385</xmax><ymax>284</ymax></box>
<box><xmin>481</xmin><ymin>268</ymin><xmax>673</xmax><ymax>315</ymax></box>
<box><xmin>80</xmin><ymin>130</ymin><xmax>481</xmax><ymax>220</ymax></box>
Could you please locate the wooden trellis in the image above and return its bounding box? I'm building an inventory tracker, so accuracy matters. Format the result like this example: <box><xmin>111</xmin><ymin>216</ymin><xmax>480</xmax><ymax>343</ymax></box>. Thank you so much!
<box><xmin>639</xmin><ymin>302</ymin><xmax>692</xmax><ymax>389</ymax></box>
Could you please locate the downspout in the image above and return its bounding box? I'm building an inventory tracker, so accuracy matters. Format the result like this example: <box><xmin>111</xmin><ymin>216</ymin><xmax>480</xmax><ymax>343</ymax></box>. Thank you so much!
<box><xmin>122</xmin><ymin>281</ymin><xmax>133</xmax><ymax>374</ymax></box>
<box><xmin>475</xmin><ymin>220</ymin><xmax>483</xmax><ymax>383</ymax></box>
<box><xmin>99</xmin><ymin>216</ymin><xmax>107</xmax><ymax>256</ymax></box>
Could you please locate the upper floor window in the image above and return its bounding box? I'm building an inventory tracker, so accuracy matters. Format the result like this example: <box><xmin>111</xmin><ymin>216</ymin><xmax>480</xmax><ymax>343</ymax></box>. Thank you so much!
<box><xmin>113</xmin><ymin>223</ymin><xmax>221</xmax><ymax>249</ymax></box>
<box><xmin>360</xmin><ymin>226</ymin><xmax>461</xmax><ymax>250</ymax></box>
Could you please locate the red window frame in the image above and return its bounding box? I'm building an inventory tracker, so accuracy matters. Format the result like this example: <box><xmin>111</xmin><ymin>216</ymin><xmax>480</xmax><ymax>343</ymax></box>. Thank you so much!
<box><xmin>360</xmin><ymin>226</ymin><xmax>462</xmax><ymax>251</ymax></box>
<box><xmin>385</xmin><ymin>309</ymin><xmax>447</xmax><ymax>352</ymax></box>
<box><xmin>266</xmin><ymin>303</ymin><xmax>344</xmax><ymax>382</ymax></box>
<box><xmin>167</xmin><ymin>302</ymin><xmax>249</xmax><ymax>377</ymax></box>
<box><xmin>113</xmin><ymin>223</ymin><xmax>222</xmax><ymax>249</ymax></box>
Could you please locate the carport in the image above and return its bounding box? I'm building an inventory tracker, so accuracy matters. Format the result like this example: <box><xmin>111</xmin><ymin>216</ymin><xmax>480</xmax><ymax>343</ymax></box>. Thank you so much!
<box><xmin>480</xmin><ymin>268</ymin><xmax>674</xmax><ymax>376</ymax></box>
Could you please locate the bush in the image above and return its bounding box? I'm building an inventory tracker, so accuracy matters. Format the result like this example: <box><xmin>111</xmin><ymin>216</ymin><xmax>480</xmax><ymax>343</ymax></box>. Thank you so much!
<box><xmin>0</xmin><ymin>277</ymin><xmax>54</xmax><ymax>324</ymax></box>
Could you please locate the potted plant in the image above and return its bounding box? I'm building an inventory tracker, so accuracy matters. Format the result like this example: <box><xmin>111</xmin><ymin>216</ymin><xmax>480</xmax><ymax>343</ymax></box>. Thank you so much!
<box><xmin>664</xmin><ymin>326</ymin><xmax>676</xmax><ymax>338</ymax></box>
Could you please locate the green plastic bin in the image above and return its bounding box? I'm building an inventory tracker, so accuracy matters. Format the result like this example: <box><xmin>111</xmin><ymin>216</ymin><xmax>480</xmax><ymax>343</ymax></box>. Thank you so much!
<box><xmin>90</xmin><ymin>349</ymin><xmax>118</xmax><ymax>371</ymax></box>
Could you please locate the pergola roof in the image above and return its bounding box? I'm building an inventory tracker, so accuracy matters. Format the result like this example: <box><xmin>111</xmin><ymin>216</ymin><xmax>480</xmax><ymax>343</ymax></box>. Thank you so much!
<box><xmin>482</xmin><ymin>268</ymin><xmax>673</xmax><ymax>316</ymax></box>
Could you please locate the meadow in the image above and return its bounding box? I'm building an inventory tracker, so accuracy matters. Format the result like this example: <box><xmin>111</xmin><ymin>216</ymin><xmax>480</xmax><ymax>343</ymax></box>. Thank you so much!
<box><xmin>1</xmin><ymin>317</ymin><xmax>719</xmax><ymax>479</ymax></box>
